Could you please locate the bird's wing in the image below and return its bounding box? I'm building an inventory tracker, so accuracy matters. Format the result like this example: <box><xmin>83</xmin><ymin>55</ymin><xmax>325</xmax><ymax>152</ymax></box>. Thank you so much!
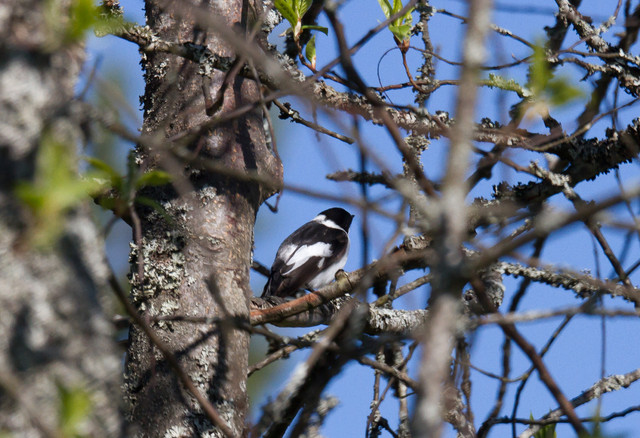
<box><xmin>262</xmin><ymin>224</ymin><xmax>348</xmax><ymax>297</ymax></box>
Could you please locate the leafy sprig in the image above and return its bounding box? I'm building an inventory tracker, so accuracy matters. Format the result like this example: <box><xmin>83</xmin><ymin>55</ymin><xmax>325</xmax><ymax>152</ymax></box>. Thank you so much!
<box><xmin>378</xmin><ymin>0</ymin><xmax>414</xmax><ymax>51</ymax></box>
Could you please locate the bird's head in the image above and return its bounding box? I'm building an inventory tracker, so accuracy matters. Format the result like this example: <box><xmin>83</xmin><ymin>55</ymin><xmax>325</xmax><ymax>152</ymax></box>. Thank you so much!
<box><xmin>316</xmin><ymin>207</ymin><xmax>354</xmax><ymax>232</ymax></box>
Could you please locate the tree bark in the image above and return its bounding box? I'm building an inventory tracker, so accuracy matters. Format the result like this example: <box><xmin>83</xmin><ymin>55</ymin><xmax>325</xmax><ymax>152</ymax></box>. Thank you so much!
<box><xmin>123</xmin><ymin>0</ymin><xmax>281</xmax><ymax>436</ymax></box>
<box><xmin>0</xmin><ymin>0</ymin><xmax>122</xmax><ymax>436</ymax></box>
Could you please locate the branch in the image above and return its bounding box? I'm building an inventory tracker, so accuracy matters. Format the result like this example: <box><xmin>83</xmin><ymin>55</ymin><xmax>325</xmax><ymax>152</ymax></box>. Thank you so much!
<box><xmin>104</xmin><ymin>16</ymin><xmax>543</xmax><ymax>149</ymax></box>
<box><xmin>250</xmin><ymin>242</ymin><xmax>432</xmax><ymax>324</ymax></box>
<box><xmin>273</xmin><ymin>100</ymin><xmax>355</xmax><ymax>144</ymax></box>
<box><xmin>555</xmin><ymin>0</ymin><xmax>640</xmax><ymax>96</ymax></box>
<box><xmin>250</xmin><ymin>293</ymin><xmax>429</xmax><ymax>336</ymax></box>
<box><xmin>413</xmin><ymin>0</ymin><xmax>493</xmax><ymax>435</ymax></box>
<box><xmin>326</xmin><ymin>169</ymin><xmax>396</xmax><ymax>188</ymax></box>
<box><xmin>356</xmin><ymin>356</ymin><xmax>418</xmax><ymax>391</ymax></box>
<box><xmin>104</xmin><ymin>7</ymin><xmax>640</xmax><ymax>199</ymax></box>
<box><xmin>472</xmin><ymin>279</ymin><xmax>587</xmax><ymax>435</ymax></box>
<box><xmin>473</xmin><ymin>182</ymin><xmax>640</xmax><ymax>284</ymax></box>
<box><xmin>519</xmin><ymin>368</ymin><xmax>640</xmax><ymax>438</ymax></box>
<box><xmin>473</xmin><ymin>306</ymin><xmax>640</xmax><ymax>326</ymax></box>
<box><xmin>257</xmin><ymin>301</ymin><xmax>362</xmax><ymax>438</ymax></box>
<box><xmin>488</xmin><ymin>405</ymin><xmax>640</xmax><ymax>427</ymax></box>
<box><xmin>495</xmin><ymin>260</ymin><xmax>639</xmax><ymax>302</ymax></box>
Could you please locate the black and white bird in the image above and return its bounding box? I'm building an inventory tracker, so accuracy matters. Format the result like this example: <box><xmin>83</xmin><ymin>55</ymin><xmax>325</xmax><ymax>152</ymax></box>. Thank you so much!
<box><xmin>262</xmin><ymin>207</ymin><xmax>354</xmax><ymax>298</ymax></box>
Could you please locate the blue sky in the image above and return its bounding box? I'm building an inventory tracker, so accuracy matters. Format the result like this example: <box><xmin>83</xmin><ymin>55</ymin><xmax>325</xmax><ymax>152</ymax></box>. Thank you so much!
<box><xmin>87</xmin><ymin>0</ymin><xmax>640</xmax><ymax>436</ymax></box>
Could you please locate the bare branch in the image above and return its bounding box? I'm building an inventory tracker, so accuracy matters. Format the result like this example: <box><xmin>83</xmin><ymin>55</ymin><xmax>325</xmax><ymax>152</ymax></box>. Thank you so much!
<box><xmin>519</xmin><ymin>368</ymin><xmax>640</xmax><ymax>437</ymax></box>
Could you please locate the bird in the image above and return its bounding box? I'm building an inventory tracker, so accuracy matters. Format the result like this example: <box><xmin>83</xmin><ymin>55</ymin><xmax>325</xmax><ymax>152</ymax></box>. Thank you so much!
<box><xmin>262</xmin><ymin>207</ymin><xmax>354</xmax><ymax>298</ymax></box>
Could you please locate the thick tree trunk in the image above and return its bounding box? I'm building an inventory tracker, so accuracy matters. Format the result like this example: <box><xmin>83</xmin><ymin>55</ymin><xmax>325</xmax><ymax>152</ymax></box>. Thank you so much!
<box><xmin>123</xmin><ymin>1</ymin><xmax>281</xmax><ymax>436</ymax></box>
<box><xmin>0</xmin><ymin>1</ymin><xmax>122</xmax><ymax>436</ymax></box>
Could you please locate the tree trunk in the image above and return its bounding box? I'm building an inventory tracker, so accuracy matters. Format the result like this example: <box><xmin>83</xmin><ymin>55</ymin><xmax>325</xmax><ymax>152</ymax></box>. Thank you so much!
<box><xmin>0</xmin><ymin>0</ymin><xmax>122</xmax><ymax>436</ymax></box>
<box><xmin>123</xmin><ymin>0</ymin><xmax>281</xmax><ymax>436</ymax></box>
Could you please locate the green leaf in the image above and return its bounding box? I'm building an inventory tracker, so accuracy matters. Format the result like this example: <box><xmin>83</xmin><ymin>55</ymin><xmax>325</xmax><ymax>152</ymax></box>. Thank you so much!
<box><xmin>275</xmin><ymin>0</ymin><xmax>298</xmax><ymax>29</ymax></box>
<box><xmin>305</xmin><ymin>34</ymin><xmax>317</xmax><ymax>68</ymax></box>
<box><xmin>531</xmin><ymin>413</ymin><xmax>556</xmax><ymax>438</ymax></box>
<box><xmin>66</xmin><ymin>0</ymin><xmax>99</xmax><ymax>42</ymax></box>
<box><xmin>528</xmin><ymin>44</ymin><xmax>552</xmax><ymax>95</ymax></box>
<box><xmin>83</xmin><ymin>156</ymin><xmax>118</xmax><ymax>179</ymax></box>
<box><xmin>548</xmin><ymin>77</ymin><xmax>584</xmax><ymax>106</ymax></box>
<box><xmin>276</xmin><ymin>0</ymin><xmax>327</xmax><ymax>42</ymax></box>
<box><xmin>378</xmin><ymin>0</ymin><xmax>413</xmax><ymax>44</ymax></box>
<box><xmin>134</xmin><ymin>170</ymin><xmax>173</xmax><ymax>190</ymax></box>
<box><xmin>521</xmin><ymin>41</ymin><xmax>583</xmax><ymax>115</ymax></box>
<box><xmin>57</xmin><ymin>382</ymin><xmax>93</xmax><ymax>437</ymax></box>
<box><xmin>392</xmin><ymin>0</ymin><xmax>404</xmax><ymax>15</ymax></box>
<box><xmin>93</xmin><ymin>1</ymin><xmax>139</xmax><ymax>38</ymax></box>
<box><xmin>84</xmin><ymin>156</ymin><xmax>123</xmax><ymax>191</ymax></box>
<box><xmin>15</xmin><ymin>134</ymin><xmax>108</xmax><ymax>247</ymax></box>
<box><xmin>300</xmin><ymin>25</ymin><xmax>328</xmax><ymax>35</ymax></box>
<box><xmin>378</xmin><ymin>0</ymin><xmax>393</xmax><ymax>18</ymax></box>
<box><xmin>400</xmin><ymin>7</ymin><xmax>413</xmax><ymax>27</ymax></box>
<box><xmin>389</xmin><ymin>24</ymin><xmax>412</xmax><ymax>42</ymax></box>
<box><xmin>296</xmin><ymin>0</ymin><xmax>312</xmax><ymax>17</ymax></box>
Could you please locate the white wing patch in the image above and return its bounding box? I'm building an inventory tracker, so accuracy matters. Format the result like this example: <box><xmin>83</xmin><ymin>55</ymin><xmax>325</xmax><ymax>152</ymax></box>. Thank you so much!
<box><xmin>281</xmin><ymin>242</ymin><xmax>333</xmax><ymax>275</ymax></box>
<box><xmin>307</xmin><ymin>241</ymin><xmax>349</xmax><ymax>289</ymax></box>
<box><xmin>277</xmin><ymin>243</ymin><xmax>297</xmax><ymax>261</ymax></box>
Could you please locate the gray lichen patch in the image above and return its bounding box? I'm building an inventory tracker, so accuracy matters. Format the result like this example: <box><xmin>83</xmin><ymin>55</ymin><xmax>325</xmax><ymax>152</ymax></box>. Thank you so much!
<box><xmin>129</xmin><ymin>232</ymin><xmax>186</xmax><ymax>302</ymax></box>
<box><xmin>155</xmin><ymin>299</ymin><xmax>181</xmax><ymax>330</ymax></box>
<box><xmin>198</xmin><ymin>185</ymin><xmax>218</xmax><ymax>202</ymax></box>
<box><xmin>190</xmin><ymin>344</ymin><xmax>218</xmax><ymax>391</ymax></box>
<box><xmin>163</xmin><ymin>423</ymin><xmax>191</xmax><ymax>438</ymax></box>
